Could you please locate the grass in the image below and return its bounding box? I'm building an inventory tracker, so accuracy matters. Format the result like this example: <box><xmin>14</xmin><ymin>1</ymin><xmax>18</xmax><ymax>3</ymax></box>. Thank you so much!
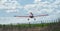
<box><xmin>0</xmin><ymin>22</ymin><xmax>60</xmax><ymax>31</ymax></box>
<box><xmin>0</xmin><ymin>22</ymin><xmax>58</xmax><ymax>28</ymax></box>
<box><xmin>0</xmin><ymin>24</ymin><xmax>46</xmax><ymax>27</ymax></box>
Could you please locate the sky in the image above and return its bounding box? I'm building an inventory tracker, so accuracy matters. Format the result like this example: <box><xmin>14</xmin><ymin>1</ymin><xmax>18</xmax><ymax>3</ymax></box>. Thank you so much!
<box><xmin>0</xmin><ymin>0</ymin><xmax>60</xmax><ymax>24</ymax></box>
<box><xmin>0</xmin><ymin>0</ymin><xmax>60</xmax><ymax>17</ymax></box>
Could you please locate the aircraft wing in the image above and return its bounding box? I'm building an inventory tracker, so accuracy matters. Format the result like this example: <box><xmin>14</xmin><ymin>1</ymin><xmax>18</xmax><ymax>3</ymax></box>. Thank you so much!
<box><xmin>14</xmin><ymin>16</ymin><xmax>29</xmax><ymax>17</ymax></box>
<box><xmin>14</xmin><ymin>14</ymin><xmax>48</xmax><ymax>17</ymax></box>
<box><xmin>35</xmin><ymin>14</ymin><xmax>48</xmax><ymax>17</ymax></box>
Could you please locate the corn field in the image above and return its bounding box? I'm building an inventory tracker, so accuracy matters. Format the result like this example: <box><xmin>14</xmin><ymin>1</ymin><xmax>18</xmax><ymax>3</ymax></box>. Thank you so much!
<box><xmin>0</xmin><ymin>19</ymin><xmax>60</xmax><ymax>31</ymax></box>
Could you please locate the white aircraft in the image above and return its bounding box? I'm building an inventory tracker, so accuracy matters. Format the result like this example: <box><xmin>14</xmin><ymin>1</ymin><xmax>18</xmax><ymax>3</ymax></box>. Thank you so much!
<box><xmin>15</xmin><ymin>12</ymin><xmax>48</xmax><ymax>21</ymax></box>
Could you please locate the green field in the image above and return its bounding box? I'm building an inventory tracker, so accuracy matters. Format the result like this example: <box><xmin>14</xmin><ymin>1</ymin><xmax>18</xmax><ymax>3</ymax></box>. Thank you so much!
<box><xmin>0</xmin><ymin>22</ymin><xmax>58</xmax><ymax>28</ymax></box>
<box><xmin>0</xmin><ymin>22</ymin><xmax>60</xmax><ymax>31</ymax></box>
<box><xmin>0</xmin><ymin>24</ymin><xmax>47</xmax><ymax>28</ymax></box>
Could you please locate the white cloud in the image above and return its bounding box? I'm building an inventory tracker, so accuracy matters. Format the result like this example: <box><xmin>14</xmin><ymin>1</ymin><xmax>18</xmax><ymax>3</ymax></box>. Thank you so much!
<box><xmin>0</xmin><ymin>0</ymin><xmax>23</xmax><ymax>13</ymax></box>
<box><xmin>24</xmin><ymin>4</ymin><xmax>41</xmax><ymax>14</ymax></box>
<box><xmin>34</xmin><ymin>0</ymin><xmax>53</xmax><ymax>4</ymax></box>
<box><xmin>6</xmin><ymin>9</ymin><xmax>19</xmax><ymax>13</ymax></box>
<box><xmin>24</xmin><ymin>0</ymin><xmax>60</xmax><ymax>15</ymax></box>
<box><xmin>24</xmin><ymin>4</ymin><xmax>36</xmax><ymax>10</ymax></box>
<box><xmin>34</xmin><ymin>0</ymin><xmax>41</xmax><ymax>3</ymax></box>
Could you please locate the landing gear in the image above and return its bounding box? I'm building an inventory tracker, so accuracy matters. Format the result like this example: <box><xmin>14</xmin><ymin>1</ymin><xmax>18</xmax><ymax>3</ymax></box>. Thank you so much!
<box><xmin>27</xmin><ymin>18</ymin><xmax>36</xmax><ymax>21</ymax></box>
<box><xmin>34</xmin><ymin>18</ymin><xmax>36</xmax><ymax>21</ymax></box>
<box><xmin>28</xmin><ymin>18</ymin><xmax>29</xmax><ymax>21</ymax></box>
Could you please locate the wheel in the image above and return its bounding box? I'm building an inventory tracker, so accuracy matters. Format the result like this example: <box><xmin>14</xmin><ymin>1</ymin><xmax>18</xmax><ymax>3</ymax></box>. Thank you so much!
<box><xmin>34</xmin><ymin>18</ymin><xmax>36</xmax><ymax>20</ymax></box>
<box><xmin>28</xmin><ymin>18</ymin><xmax>29</xmax><ymax>21</ymax></box>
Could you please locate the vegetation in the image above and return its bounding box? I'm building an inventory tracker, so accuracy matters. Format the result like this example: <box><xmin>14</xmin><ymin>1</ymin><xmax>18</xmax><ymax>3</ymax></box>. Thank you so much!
<box><xmin>0</xmin><ymin>24</ymin><xmax>45</xmax><ymax>28</ymax></box>
<box><xmin>0</xmin><ymin>22</ymin><xmax>58</xmax><ymax>28</ymax></box>
<box><xmin>0</xmin><ymin>22</ymin><xmax>60</xmax><ymax>31</ymax></box>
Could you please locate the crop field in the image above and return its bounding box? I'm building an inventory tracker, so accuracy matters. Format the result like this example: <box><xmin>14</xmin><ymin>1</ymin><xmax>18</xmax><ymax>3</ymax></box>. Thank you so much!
<box><xmin>0</xmin><ymin>22</ymin><xmax>60</xmax><ymax>31</ymax></box>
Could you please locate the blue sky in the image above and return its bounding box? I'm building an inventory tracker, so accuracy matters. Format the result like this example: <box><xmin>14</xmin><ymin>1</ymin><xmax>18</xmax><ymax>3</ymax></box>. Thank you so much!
<box><xmin>0</xmin><ymin>0</ymin><xmax>34</xmax><ymax>17</ymax></box>
<box><xmin>0</xmin><ymin>0</ymin><xmax>60</xmax><ymax>24</ymax></box>
<box><xmin>0</xmin><ymin>0</ymin><xmax>60</xmax><ymax>17</ymax></box>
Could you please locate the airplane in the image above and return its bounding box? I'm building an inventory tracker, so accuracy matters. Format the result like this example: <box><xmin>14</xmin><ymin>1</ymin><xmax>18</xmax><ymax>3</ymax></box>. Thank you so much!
<box><xmin>14</xmin><ymin>12</ymin><xmax>48</xmax><ymax>21</ymax></box>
